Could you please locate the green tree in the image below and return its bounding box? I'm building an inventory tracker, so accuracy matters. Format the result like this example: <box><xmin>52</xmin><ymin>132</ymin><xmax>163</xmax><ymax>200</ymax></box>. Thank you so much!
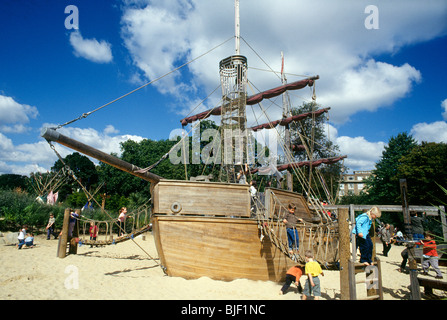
<box><xmin>52</xmin><ymin>152</ymin><xmax>99</xmax><ymax>200</ymax></box>
<box><xmin>365</xmin><ymin>132</ymin><xmax>417</xmax><ymax>204</ymax></box>
<box><xmin>289</xmin><ymin>102</ymin><xmax>345</xmax><ymax>199</ymax></box>
<box><xmin>0</xmin><ymin>174</ymin><xmax>29</xmax><ymax>191</ymax></box>
<box><xmin>396</xmin><ymin>142</ymin><xmax>447</xmax><ymax>205</ymax></box>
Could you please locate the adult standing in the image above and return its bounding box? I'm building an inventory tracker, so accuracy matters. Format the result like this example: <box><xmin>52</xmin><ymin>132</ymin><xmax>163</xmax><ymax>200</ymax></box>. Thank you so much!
<box><xmin>410</xmin><ymin>211</ymin><xmax>425</xmax><ymax>242</ymax></box>
<box><xmin>379</xmin><ymin>223</ymin><xmax>392</xmax><ymax>257</ymax></box>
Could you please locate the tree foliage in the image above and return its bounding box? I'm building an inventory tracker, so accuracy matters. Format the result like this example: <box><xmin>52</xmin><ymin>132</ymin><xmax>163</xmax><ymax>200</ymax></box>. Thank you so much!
<box><xmin>397</xmin><ymin>142</ymin><xmax>447</xmax><ymax>205</ymax></box>
<box><xmin>289</xmin><ymin>102</ymin><xmax>345</xmax><ymax>198</ymax></box>
<box><xmin>365</xmin><ymin>132</ymin><xmax>418</xmax><ymax>204</ymax></box>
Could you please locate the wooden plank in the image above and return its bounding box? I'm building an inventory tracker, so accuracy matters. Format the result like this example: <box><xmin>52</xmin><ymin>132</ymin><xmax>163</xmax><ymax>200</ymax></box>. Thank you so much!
<box><xmin>338</xmin><ymin>208</ymin><xmax>350</xmax><ymax>300</ymax></box>
<box><xmin>154</xmin><ymin>180</ymin><xmax>250</xmax><ymax>217</ymax></box>
<box><xmin>265</xmin><ymin>188</ymin><xmax>313</xmax><ymax>220</ymax></box>
<box><xmin>152</xmin><ymin>215</ymin><xmax>294</xmax><ymax>282</ymax></box>
<box><xmin>417</xmin><ymin>277</ymin><xmax>447</xmax><ymax>293</ymax></box>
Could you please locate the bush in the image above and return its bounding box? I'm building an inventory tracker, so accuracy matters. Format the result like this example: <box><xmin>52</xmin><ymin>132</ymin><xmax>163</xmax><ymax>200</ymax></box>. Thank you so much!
<box><xmin>0</xmin><ymin>189</ymin><xmax>66</xmax><ymax>232</ymax></box>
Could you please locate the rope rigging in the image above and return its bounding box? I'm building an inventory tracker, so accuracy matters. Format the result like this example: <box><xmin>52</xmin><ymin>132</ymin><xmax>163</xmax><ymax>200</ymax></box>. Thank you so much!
<box><xmin>46</xmin><ymin>140</ymin><xmax>162</xmax><ymax>270</ymax></box>
<box><xmin>42</xmin><ymin>31</ymin><xmax>344</xmax><ymax>268</ymax></box>
<box><xmin>253</xmin><ymin>189</ymin><xmax>338</xmax><ymax>266</ymax></box>
<box><xmin>51</xmin><ymin>36</ymin><xmax>234</xmax><ymax>130</ymax></box>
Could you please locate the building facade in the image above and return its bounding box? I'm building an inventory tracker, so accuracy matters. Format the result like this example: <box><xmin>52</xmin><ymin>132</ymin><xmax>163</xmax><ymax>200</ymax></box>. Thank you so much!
<box><xmin>338</xmin><ymin>170</ymin><xmax>372</xmax><ymax>196</ymax></box>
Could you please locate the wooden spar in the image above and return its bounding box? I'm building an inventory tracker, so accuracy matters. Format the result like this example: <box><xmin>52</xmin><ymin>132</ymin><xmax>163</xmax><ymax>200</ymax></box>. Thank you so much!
<box><xmin>338</xmin><ymin>207</ymin><xmax>350</xmax><ymax>300</ymax></box>
<box><xmin>400</xmin><ymin>178</ymin><xmax>421</xmax><ymax>300</ymax></box>
<box><xmin>41</xmin><ymin>127</ymin><xmax>162</xmax><ymax>184</ymax></box>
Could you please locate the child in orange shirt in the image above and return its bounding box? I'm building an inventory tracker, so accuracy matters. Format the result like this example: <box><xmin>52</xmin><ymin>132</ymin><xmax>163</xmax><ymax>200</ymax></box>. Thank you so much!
<box><xmin>417</xmin><ymin>231</ymin><xmax>443</xmax><ymax>279</ymax></box>
<box><xmin>279</xmin><ymin>265</ymin><xmax>303</xmax><ymax>295</ymax></box>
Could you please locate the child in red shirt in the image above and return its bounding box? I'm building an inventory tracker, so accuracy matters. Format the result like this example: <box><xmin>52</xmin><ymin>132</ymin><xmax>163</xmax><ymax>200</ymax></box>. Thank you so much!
<box><xmin>417</xmin><ymin>231</ymin><xmax>443</xmax><ymax>279</ymax></box>
<box><xmin>279</xmin><ymin>265</ymin><xmax>304</xmax><ymax>295</ymax></box>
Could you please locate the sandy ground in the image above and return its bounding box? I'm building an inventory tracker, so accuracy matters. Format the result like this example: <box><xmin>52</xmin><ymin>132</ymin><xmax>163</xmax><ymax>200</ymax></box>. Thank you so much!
<box><xmin>1</xmin><ymin>232</ymin><xmax>446</xmax><ymax>301</ymax></box>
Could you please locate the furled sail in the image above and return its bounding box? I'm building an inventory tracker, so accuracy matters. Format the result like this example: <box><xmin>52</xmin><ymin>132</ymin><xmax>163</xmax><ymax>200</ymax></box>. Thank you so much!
<box><xmin>250</xmin><ymin>155</ymin><xmax>347</xmax><ymax>174</ymax></box>
<box><xmin>180</xmin><ymin>77</ymin><xmax>318</xmax><ymax>126</ymax></box>
<box><xmin>249</xmin><ymin>107</ymin><xmax>330</xmax><ymax>132</ymax></box>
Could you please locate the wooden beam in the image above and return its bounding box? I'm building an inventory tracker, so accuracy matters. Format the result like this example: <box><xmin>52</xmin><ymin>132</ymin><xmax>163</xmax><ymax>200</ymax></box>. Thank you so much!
<box><xmin>57</xmin><ymin>208</ymin><xmax>71</xmax><ymax>258</ymax></box>
<box><xmin>400</xmin><ymin>178</ymin><xmax>421</xmax><ymax>300</ymax></box>
<box><xmin>41</xmin><ymin>127</ymin><xmax>162</xmax><ymax>184</ymax></box>
<box><xmin>338</xmin><ymin>208</ymin><xmax>350</xmax><ymax>300</ymax></box>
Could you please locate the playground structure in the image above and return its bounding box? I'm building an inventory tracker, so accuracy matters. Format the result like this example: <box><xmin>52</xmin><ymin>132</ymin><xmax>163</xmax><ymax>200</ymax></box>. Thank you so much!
<box><xmin>56</xmin><ymin>205</ymin><xmax>153</xmax><ymax>259</ymax></box>
<box><xmin>335</xmin><ymin>204</ymin><xmax>447</xmax><ymax>300</ymax></box>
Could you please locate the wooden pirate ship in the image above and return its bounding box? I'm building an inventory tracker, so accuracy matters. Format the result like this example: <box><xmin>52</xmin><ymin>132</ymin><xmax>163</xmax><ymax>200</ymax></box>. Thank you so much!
<box><xmin>41</xmin><ymin>0</ymin><xmax>345</xmax><ymax>282</ymax></box>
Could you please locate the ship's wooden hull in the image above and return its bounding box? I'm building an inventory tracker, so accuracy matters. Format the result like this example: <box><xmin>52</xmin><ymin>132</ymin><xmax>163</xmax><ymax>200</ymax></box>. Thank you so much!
<box><xmin>151</xmin><ymin>180</ymin><xmax>338</xmax><ymax>282</ymax></box>
<box><xmin>152</xmin><ymin>215</ymin><xmax>295</xmax><ymax>282</ymax></box>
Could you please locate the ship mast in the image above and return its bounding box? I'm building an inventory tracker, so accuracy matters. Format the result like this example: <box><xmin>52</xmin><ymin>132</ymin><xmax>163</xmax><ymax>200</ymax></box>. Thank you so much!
<box><xmin>219</xmin><ymin>0</ymin><xmax>249</xmax><ymax>182</ymax></box>
<box><xmin>281</xmin><ymin>52</ymin><xmax>293</xmax><ymax>190</ymax></box>
<box><xmin>235</xmin><ymin>0</ymin><xmax>240</xmax><ymax>55</ymax></box>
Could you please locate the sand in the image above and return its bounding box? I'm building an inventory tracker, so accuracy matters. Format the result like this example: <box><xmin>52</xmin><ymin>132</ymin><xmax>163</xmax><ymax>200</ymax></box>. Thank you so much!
<box><xmin>1</xmin><ymin>232</ymin><xmax>446</xmax><ymax>301</ymax></box>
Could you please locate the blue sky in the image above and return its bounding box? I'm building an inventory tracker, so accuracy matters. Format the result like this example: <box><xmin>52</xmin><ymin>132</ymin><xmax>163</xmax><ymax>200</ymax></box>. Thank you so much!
<box><xmin>0</xmin><ymin>0</ymin><xmax>446</xmax><ymax>176</ymax></box>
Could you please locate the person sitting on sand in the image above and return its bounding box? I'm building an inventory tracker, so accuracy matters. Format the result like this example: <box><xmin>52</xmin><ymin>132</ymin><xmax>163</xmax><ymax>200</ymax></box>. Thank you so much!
<box><xmin>17</xmin><ymin>225</ymin><xmax>27</xmax><ymax>250</ymax></box>
<box><xmin>24</xmin><ymin>233</ymin><xmax>35</xmax><ymax>248</ymax></box>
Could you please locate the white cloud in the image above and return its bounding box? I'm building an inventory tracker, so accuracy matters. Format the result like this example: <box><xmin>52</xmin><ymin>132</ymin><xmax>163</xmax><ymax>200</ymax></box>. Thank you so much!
<box><xmin>318</xmin><ymin>60</ymin><xmax>421</xmax><ymax>123</ymax></box>
<box><xmin>442</xmin><ymin>98</ymin><xmax>447</xmax><ymax>120</ymax></box>
<box><xmin>409</xmin><ymin>99</ymin><xmax>447</xmax><ymax>143</ymax></box>
<box><xmin>118</xmin><ymin>0</ymin><xmax>446</xmax><ymax>174</ymax></box>
<box><xmin>322</xmin><ymin>124</ymin><xmax>385</xmax><ymax>172</ymax></box>
<box><xmin>0</xmin><ymin>125</ymin><xmax>144</xmax><ymax>176</ymax></box>
<box><xmin>57</xmin><ymin>126</ymin><xmax>144</xmax><ymax>158</ymax></box>
<box><xmin>336</xmin><ymin>135</ymin><xmax>386</xmax><ymax>172</ymax></box>
<box><xmin>104</xmin><ymin>125</ymin><xmax>119</xmax><ymax>135</ymax></box>
<box><xmin>0</xmin><ymin>95</ymin><xmax>38</xmax><ymax>133</ymax></box>
<box><xmin>69</xmin><ymin>30</ymin><xmax>113</xmax><ymax>63</ymax></box>
<box><xmin>120</xmin><ymin>0</ymin><xmax>447</xmax><ymax>120</ymax></box>
<box><xmin>410</xmin><ymin>121</ymin><xmax>447</xmax><ymax>143</ymax></box>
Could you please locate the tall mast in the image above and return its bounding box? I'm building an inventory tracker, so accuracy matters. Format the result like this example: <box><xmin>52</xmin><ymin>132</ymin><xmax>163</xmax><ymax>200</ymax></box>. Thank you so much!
<box><xmin>235</xmin><ymin>0</ymin><xmax>240</xmax><ymax>54</ymax></box>
<box><xmin>281</xmin><ymin>52</ymin><xmax>293</xmax><ymax>190</ymax></box>
<box><xmin>219</xmin><ymin>0</ymin><xmax>248</xmax><ymax>182</ymax></box>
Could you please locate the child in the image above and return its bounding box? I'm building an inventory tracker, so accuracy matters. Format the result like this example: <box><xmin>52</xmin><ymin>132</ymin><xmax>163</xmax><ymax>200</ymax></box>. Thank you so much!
<box><xmin>352</xmin><ymin>206</ymin><xmax>381</xmax><ymax>265</ymax></box>
<box><xmin>417</xmin><ymin>231</ymin><xmax>443</xmax><ymax>279</ymax></box>
<box><xmin>279</xmin><ymin>265</ymin><xmax>303</xmax><ymax>295</ymax></box>
<box><xmin>89</xmin><ymin>222</ymin><xmax>99</xmax><ymax>248</ymax></box>
<box><xmin>283</xmin><ymin>203</ymin><xmax>304</xmax><ymax>255</ymax></box>
<box><xmin>24</xmin><ymin>233</ymin><xmax>35</xmax><ymax>248</ymax></box>
<box><xmin>118</xmin><ymin>207</ymin><xmax>127</xmax><ymax>237</ymax></box>
<box><xmin>302</xmin><ymin>250</ymin><xmax>324</xmax><ymax>300</ymax></box>
<box><xmin>17</xmin><ymin>225</ymin><xmax>27</xmax><ymax>250</ymax></box>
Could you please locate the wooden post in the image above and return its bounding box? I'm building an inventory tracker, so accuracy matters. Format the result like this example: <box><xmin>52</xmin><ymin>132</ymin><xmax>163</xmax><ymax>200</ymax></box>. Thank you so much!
<box><xmin>349</xmin><ymin>204</ymin><xmax>356</xmax><ymax>260</ymax></box>
<box><xmin>338</xmin><ymin>208</ymin><xmax>351</xmax><ymax>300</ymax></box>
<box><xmin>440</xmin><ymin>206</ymin><xmax>447</xmax><ymax>241</ymax></box>
<box><xmin>57</xmin><ymin>208</ymin><xmax>71</xmax><ymax>258</ymax></box>
<box><xmin>68</xmin><ymin>209</ymin><xmax>81</xmax><ymax>255</ymax></box>
<box><xmin>286</xmin><ymin>171</ymin><xmax>293</xmax><ymax>191</ymax></box>
<box><xmin>400</xmin><ymin>179</ymin><xmax>421</xmax><ymax>300</ymax></box>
